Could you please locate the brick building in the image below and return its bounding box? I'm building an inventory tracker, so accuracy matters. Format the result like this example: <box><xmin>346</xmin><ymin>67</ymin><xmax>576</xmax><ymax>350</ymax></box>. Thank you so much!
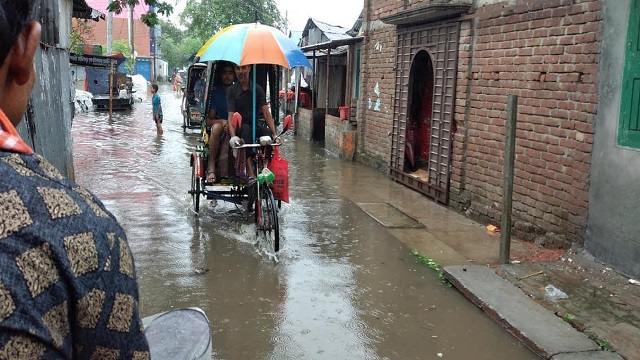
<box><xmin>87</xmin><ymin>17</ymin><xmax>151</xmax><ymax>57</ymax></box>
<box><xmin>84</xmin><ymin>0</ymin><xmax>151</xmax><ymax>57</ymax></box>
<box><xmin>353</xmin><ymin>0</ymin><xmax>640</xmax><ymax>277</ymax></box>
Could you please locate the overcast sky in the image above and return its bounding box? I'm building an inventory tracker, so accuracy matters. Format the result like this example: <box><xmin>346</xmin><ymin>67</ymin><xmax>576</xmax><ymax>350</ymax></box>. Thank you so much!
<box><xmin>165</xmin><ymin>0</ymin><xmax>362</xmax><ymax>31</ymax></box>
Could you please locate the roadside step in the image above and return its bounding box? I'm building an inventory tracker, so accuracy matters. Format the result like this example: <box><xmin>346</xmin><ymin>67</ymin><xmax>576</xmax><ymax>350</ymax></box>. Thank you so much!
<box><xmin>443</xmin><ymin>265</ymin><xmax>623</xmax><ymax>360</ymax></box>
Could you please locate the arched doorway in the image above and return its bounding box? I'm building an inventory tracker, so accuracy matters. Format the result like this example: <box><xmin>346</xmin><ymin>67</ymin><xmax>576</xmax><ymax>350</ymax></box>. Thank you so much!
<box><xmin>389</xmin><ymin>21</ymin><xmax>459</xmax><ymax>204</ymax></box>
<box><xmin>405</xmin><ymin>50</ymin><xmax>434</xmax><ymax>175</ymax></box>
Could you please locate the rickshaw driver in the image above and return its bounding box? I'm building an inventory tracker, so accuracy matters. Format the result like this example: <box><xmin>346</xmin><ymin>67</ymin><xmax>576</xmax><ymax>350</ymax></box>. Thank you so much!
<box><xmin>205</xmin><ymin>62</ymin><xmax>235</xmax><ymax>184</ymax></box>
<box><xmin>227</xmin><ymin>64</ymin><xmax>278</xmax><ymax>181</ymax></box>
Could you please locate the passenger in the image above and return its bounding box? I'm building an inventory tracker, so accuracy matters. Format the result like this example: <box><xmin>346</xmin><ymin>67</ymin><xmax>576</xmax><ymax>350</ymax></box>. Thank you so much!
<box><xmin>227</xmin><ymin>64</ymin><xmax>278</xmax><ymax>180</ymax></box>
<box><xmin>205</xmin><ymin>61</ymin><xmax>235</xmax><ymax>184</ymax></box>
<box><xmin>193</xmin><ymin>70</ymin><xmax>206</xmax><ymax>110</ymax></box>
<box><xmin>0</xmin><ymin>1</ymin><xmax>150</xmax><ymax>358</ymax></box>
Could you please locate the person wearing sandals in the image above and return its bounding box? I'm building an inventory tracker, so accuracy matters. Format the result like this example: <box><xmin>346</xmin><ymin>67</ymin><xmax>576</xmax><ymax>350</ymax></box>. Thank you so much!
<box><xmin>227</xmin><ymin>64</ymin><xmax>277</xmax><ymax>182</ymax></box>
<box><xmin>205</xmin><ymin>62</ymin><xmax>235</xmax><ymax>184</ymax></box>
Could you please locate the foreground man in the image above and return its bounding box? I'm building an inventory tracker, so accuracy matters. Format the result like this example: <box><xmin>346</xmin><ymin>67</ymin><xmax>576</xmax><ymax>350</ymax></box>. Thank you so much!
<box><xmin>227</xmin><ymin>64</ymin><xmax>277</xmax><ymax>180</ymax></box>
<box><xmin>0</xmin><ymin>1</ymin><xmax>150</xmax><ymax>358</ymax></box>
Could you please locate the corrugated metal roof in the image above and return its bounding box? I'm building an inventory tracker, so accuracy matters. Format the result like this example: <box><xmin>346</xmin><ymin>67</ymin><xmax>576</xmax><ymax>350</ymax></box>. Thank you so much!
<box><xmin>346</xmin><ymin>10</ymin><xmax>363</xmax><ymax>37</ymax></box>
<box><xmin>73</xmin><ymin>0</ymin><xmax>105</xmax><ymax>20</ymax></box>
<box><xmin>302</xmin><ymin>18</ymin><xmax>352</xmax><ymax>42</ymax></box>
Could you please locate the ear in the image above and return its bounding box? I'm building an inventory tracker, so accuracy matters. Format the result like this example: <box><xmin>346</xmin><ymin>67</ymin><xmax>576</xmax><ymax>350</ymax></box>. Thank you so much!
<box><xmin>10</xmin><ymin>21</ymin><xmax>41</xmax><ymax>86</ymax></box>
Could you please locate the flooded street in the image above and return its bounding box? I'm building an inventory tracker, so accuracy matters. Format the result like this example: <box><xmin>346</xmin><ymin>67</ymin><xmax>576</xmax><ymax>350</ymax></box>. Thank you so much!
<box><xmin>72</xmin><ymin>84</ymin><xmax>537</xmax><ymax>360</ymax></box>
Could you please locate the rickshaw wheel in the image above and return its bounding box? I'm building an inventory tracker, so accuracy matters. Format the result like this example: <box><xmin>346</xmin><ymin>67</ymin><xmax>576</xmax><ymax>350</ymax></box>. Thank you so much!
<box><xmin>256</xmin><ymin>186</ymin><xmax>280</xmax><ymax>253</ymax></box>
<box><xmin>191</xmin><ymin>164</ymin><xmax>200</xmax><ymax>213</ymax></box>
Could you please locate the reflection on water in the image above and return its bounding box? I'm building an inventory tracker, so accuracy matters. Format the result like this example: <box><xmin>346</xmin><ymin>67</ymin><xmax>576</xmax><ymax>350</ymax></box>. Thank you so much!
<box><xmin>72</xmin><ymin>84</ymin><xmax>536</xmax><ymax>360</ymax></box>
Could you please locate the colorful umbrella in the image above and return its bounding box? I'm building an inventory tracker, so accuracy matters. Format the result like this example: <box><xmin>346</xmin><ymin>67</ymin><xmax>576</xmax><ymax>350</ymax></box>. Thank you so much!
<box><xmin>196</xmin><ymin>23</ymin><xmax>312</xmax><ymax>141</ymax></box>
<box><xmin>196</xmin><ymin>23</ymin><xmax>312</xmax><ymax>69</ymax></box>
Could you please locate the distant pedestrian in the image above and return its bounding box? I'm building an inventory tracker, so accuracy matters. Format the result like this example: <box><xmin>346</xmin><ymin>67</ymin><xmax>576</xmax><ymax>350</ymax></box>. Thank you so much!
<box><xmin>151</xmin><ymin>83</ymin><xmax>163</xmax><ymax>135</ymax></box>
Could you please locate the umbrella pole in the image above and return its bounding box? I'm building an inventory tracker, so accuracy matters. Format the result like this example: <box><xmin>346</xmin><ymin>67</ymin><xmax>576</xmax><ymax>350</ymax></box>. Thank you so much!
<box><xmin>252</xmin><ymin>64</ymin><xmax>257</xmax><ymax>143</ymax></box>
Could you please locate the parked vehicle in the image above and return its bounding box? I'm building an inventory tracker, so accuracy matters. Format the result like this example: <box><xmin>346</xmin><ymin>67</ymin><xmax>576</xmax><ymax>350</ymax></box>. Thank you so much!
<box><xmin>181</xmin><ymin>63</ymin><xmax>207</xmax><ymax>132</ymax></box>
<box><xmin>91</xmin><ymin>72</ymin><xmax>135</xmax><ymax>111</ymax></box>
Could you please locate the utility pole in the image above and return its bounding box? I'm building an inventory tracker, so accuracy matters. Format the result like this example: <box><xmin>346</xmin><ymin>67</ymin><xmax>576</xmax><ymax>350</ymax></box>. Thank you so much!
<box><xmin>151</xmin><ymin>25</ymin><xmax>156</xmax><ymax>82</ymax></box>
<box><xmin>106</xmin><ymin>0</ymin><xmax>112</xmax><ymax>54</ymax></box>
<box><xmin>283</xmin><ymin>10</ymin><xmax>289</xmax><ymax>124</ymax></box>
<box><xmin>128</xmin><ymin>3</ymin><xmax>135</xmax><ymax>74</ymax></box>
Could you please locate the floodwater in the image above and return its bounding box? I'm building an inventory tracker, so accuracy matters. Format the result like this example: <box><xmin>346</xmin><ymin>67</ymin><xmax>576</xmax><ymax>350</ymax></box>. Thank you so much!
<box><xmin>72</xmin><ymin>84</ymin><xmax>538</xmax><ymax>360</ymax></box>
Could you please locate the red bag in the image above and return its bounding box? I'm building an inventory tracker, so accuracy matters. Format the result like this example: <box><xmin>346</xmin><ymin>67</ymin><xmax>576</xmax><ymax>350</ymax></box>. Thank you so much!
<box><xmin>270</xmin><ymin>147</ymin><xmax>289</xmax><ymax>203</ymax></box>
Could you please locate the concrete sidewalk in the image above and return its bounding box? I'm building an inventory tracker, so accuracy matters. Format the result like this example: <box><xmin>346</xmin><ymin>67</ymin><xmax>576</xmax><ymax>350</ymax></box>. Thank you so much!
<box><xmin>341</xmin><ymin>163</ymin><xmax>639</xmax><ymax>360</ymax></box>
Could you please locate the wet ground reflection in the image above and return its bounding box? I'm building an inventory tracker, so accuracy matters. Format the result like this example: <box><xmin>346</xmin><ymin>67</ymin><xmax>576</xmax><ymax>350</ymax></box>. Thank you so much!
<box><xmin>72</xmin><ymin>84</ymin><xmax>537</xmax><ymax>359</ymax></box>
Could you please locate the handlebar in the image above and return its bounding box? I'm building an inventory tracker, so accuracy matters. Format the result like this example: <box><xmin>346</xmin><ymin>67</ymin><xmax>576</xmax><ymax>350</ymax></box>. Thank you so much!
<box><xmin>234</xmin><ymin>141</ymin><xmax>283</xmax><ymax>150</ymax></box>
<box><xmin>232</xmin><ymin>135</ymin><xmax>283</xmax><ymax>149</ymax></box>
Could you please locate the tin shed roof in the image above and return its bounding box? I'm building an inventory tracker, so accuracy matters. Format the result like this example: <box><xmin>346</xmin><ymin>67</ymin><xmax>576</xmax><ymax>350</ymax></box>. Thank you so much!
<box><xmin>301</xmin><ymin>18</ymin><xmax>352</xmax><ymax>42</ymax></box>
<box><xmin>73</xmin><ymin>0</ymin><xmax>105</xmax><ymax>21</ymax></box>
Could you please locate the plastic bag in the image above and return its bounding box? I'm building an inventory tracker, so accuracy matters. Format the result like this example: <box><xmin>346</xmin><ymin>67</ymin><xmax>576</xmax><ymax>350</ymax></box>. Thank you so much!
<box><xmin>270</xmin><ymin>147</ymin><xmax>289</xmax><ymax>203</ymax></box>
<box><xmin>544</xmin><ymin>284</ymin><xmax>568</xmax><ymax>301</ymax></box>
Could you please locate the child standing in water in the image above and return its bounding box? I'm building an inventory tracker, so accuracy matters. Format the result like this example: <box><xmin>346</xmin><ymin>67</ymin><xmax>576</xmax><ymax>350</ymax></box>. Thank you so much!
<box><xmin>151</xmin><ymin>83</ymin><xmax>163</xmax><ymax>135</ymax></box>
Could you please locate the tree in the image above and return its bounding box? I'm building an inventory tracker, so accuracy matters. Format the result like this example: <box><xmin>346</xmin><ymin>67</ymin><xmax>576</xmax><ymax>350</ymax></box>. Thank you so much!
<box><xmin>102</xmin><ymin>39</ymin><xmax>133</xmax><ymax>73</ymax></box>
<box><xmin>158</xmin><ymin>19</ymin><xmax>184</xmax><ymax>44</ymax></box>
<box><xmin>70</xmin><ymin>19</ymin><xmax>93</xmax><ymax>54</ymax></box>
<box><xmin>181</xmin><ymin>0</ymin><xmax>285</xmax><ymax>42</ymax></box>
<box><xmin>108</xmin><ymin>0</ymin><xmax>173</xmax><ymax>27</ymax></box>
<box><xmin>157</xmin><ymin>20</ymin><xmax>202</xmax><ymax>72</ymax></box>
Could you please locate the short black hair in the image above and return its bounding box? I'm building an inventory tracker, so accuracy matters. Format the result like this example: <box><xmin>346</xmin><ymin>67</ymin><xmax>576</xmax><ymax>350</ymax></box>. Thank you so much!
<box><xmin>0</xmin><ymin>0</ymin><xmax>38</xmax><ymax>67</ymax></box>
<box><xmin>151</xmin><ymin>83</ymin><xmax>158</xmax><ymax>92</ymax></box>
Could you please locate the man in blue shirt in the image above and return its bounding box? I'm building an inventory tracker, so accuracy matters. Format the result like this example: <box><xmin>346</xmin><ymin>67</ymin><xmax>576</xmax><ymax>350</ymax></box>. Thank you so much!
<box><xmin>205</xmin><ymin>62</ymin><xmax>235</xmax><ymax>183</ymax></box>
<box><xmin>151</xmin><ymin>83</ymin><xmax>163</xmax><ymax>135</ymax></box>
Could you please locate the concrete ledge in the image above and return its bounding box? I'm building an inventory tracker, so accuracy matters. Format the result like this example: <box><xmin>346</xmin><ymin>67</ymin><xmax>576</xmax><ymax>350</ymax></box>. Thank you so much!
<box><xmin>443</xmin><ymin>265</ymin><xmax>600</xmax><ymax>359</ymax></box>
<box><xmin>551</xmin><ymin>351</ymin><xmax>625</xmax><ymax>360</ymax></box>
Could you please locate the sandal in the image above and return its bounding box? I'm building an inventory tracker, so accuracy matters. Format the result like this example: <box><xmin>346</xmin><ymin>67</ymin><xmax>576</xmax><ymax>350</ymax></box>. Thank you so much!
<box><xmin>206</xmin><ymin>171</ymin><xmax>216</xmax><ymax>184</ymax></box>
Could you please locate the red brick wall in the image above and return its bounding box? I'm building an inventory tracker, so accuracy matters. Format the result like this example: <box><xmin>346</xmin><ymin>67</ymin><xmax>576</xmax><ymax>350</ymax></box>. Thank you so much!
<box><xmin>325</xmin><ymin>114</ymin><xmax>342</xmax><ymax>156</ymax></box>
<box><xmin>358</xmin><ymin>1</ymin><xmax>403</xmax><ymax>170</ymax></box>
<box><xmin>297</xmin><ymin>108</ymin><xmax>313</xmax><ymax>142</ymax></box>
<box><xmin>87</xmin><ymin>18</ymin><xmax>151</xmax><ymax>57</ymax></box>
<box><xmin>359</xmin><ymin>0</ymin><xmax>601</xmax><ymax>246</ymax></box>
<box><xmin>450</xmin><ymin>0</ymin><xmax>601</xmax><ymax>246</ymax></box>
<box><xmin>371</xmin><ymin>0</ymin><xmax>430</xmax><ymax>18</ymax></box>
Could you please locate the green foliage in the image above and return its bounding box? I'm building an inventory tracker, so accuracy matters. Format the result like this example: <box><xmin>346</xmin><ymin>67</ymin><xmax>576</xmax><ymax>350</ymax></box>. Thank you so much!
<box><xmin>158</xmin><ymin>19</ymin><xmax>184</xmax><ymax>44</ymax></box>
<box><xmin>107</xmin><ymin>0</ymin><xmax>173</xmax><ymax>27</ymax></box>
<box><xmin>561</xmin><ymin>313</ymin><xmax>612</xmax><ymax>351</ymax></box>
<box><xmin>181</xmin><ymin>0</ymin><xmax>285</xmax><ymax>42</ymax></box>
<box><xmin>411</xmin><ymin>250</ymin><xmax>451</xmax><ymax>286</ymax></box>
<box><xmin>70</xmin><ymin>19</ymin><xmax>93</xmax><ymax>54</ymax></box>
<box><xmin>586</xmin><ymin>331</ymin><xmax>612</xmax><ymax>351</ymax></box>
<box><xmin>562</xmin><ymin>313</ymin><xmax>575</xmax><ymax>323</ymax></box>
<box><xmin>157</xmin><ymin>20</ymin><xmax>202</xmax><ymax>72</ymax></box>
<box><xmin>102</xmin><ymin>39</ymin><xmax>133</xmax><ymax>73</ymax></box>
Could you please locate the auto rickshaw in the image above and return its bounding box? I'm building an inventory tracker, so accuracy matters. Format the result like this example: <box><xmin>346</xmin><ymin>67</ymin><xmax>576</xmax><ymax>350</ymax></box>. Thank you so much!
<box><xmin>181</xmin><ymin>63</ymin><xmax>208</xmax><ymax>132</ymax></box>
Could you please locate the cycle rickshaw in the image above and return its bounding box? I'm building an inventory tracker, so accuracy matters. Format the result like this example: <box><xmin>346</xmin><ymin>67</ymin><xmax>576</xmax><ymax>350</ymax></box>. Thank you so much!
<box><xmin>188</xmin><ymin>23</ymin><xmax>311</xmax><ymax>254</ymax></box>
<box><xmin>181</xmin><ymin>62</ymin><xmax>207</xmax><ymax>132</ymax></box>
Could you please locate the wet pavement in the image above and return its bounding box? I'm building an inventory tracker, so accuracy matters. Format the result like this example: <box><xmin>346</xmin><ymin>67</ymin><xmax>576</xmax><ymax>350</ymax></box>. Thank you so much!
<box><xmin>71</xmin><ymin>84</ymin><xmax>538</xmax><ymax>359</ymax></box>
